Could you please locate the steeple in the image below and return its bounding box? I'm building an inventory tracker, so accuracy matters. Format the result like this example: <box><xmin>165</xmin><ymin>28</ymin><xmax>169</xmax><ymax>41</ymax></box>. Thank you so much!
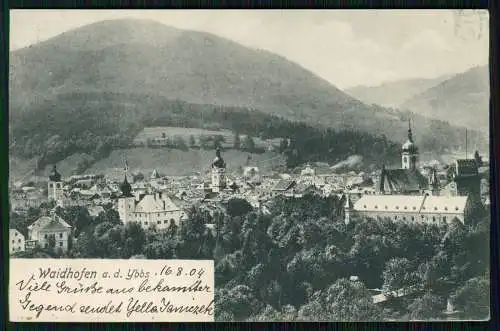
<box><xmin>212</xmin><ymin>147</ymin><xmax>226</xmax><ymax>169</ymax></box>
<box><xmin>211</xmin><ymin>147</ymin><xmax>227</xmax><ymax>192</ymax></box>
<box><xmin>407</xmin><ymin>119</ymin><xmax>413</xmax><ymax>143</ymax></box>
<box><xmin>429</xmin><ymin>167</ymin><xmax>440</xmax><ymax>195</ymax></box>
<box><xmin>401</xmin><ymin>120</ymin><xmax>418</xmax><ymax>169</ymax></box>
<box><xmin>120</xmin><ymin>174</ymin><xmax>133</xmax><ymax>197</ymax></box>
<box><xmin>49</xmin><ymin>165</ymin><xmax>61</xmax><ymax>182</ymax></box>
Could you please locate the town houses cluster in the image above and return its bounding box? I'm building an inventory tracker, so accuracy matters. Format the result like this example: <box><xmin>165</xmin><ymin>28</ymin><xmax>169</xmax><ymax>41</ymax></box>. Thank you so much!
<box><xmin>9</xmin><ymin>124</ymin><xmax>489</xmax><ymax>256</ymax></box>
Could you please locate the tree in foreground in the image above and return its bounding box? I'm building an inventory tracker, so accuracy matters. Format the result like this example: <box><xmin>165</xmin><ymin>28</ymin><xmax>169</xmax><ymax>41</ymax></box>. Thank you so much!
<box><xmin>451</xmin><ymin>276</ymin><xmax>490</xmax><ymax>320</ymax></box>
<box><xmin>407</xmin><ymin>292</ymin><xmax>445</xmax><ymax>320</ymax></box>
<box><xmin>297</xmin><ymin>278</ymin><xmax>382</xmax><ymax>321</ymax></box>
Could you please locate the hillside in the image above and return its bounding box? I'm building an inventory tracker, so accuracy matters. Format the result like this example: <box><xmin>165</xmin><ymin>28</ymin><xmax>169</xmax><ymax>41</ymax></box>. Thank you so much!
<box><xmin>9</xmin><ymin>18</ymin><xmax>357</xmax><ymax>125</ymax></box>
<box><xmin>8</xmin><ymin>19</ymin><xmax>488</xmax><ymax>174</ymax></box>
<box><xmin>345</xmin><ymin>75</ymin><xmax>452</xmax><ymax>108</ymax></box>
<box><xmin>400</xmin><ymin>65</ymin><xmax>490</xmax><ymax>132</ymax></box>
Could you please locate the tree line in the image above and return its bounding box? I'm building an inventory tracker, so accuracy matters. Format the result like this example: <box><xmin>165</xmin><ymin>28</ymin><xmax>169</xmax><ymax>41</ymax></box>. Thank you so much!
<box><xmin>10</xmin><ymin>92</ymin><xmax>404</xmax><ymax>174</ymax></box>
<box><xmin>12</xmin><ymin>193</ymin><xmax>490</xmax><ymax>321</ymax></box>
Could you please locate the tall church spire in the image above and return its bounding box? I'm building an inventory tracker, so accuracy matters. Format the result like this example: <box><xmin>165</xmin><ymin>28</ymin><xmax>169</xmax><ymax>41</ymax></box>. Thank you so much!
<box><xmin>402</xmin><ymin>120</ymin><xmax>418</xmax><ymax>170</ymax></box>
<box><xmin>408</xmin><ymin>119</ymin><xmax>413</xmax><ymax>142</ymax></box>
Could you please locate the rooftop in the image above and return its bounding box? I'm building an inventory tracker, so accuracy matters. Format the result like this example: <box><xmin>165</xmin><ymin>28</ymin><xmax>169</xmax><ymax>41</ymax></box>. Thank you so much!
<box><xmin>353</xmin><ymin>194</ymin><xmax>468</xmax><ymax>214</ymax></box>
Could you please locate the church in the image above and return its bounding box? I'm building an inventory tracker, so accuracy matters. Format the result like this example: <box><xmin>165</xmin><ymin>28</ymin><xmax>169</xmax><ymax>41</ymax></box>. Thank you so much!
<box><xmin>344</xmin><ymin>122</ymin><xmax>479</xmax><ymax>226</ymax></box>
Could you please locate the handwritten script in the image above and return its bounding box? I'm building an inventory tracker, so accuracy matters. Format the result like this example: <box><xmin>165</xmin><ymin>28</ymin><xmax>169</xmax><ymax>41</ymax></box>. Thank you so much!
<box><xmin>10</xmin><ymin>259</ymin><xmax>214</xmax><ymax>322</ymax></box>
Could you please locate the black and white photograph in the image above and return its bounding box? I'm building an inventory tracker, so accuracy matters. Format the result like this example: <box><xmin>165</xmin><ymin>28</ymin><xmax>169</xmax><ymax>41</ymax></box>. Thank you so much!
<box><xmin>8</xmin><ymin>9</ymin><xmax>490</xmax><ymax>321</ymax></box>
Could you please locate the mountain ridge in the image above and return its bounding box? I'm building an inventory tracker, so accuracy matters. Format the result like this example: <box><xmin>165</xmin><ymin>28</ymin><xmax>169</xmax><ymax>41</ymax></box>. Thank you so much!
<box><xmin>345</xmin><ymin>74</ymin><xmax>454</xmax><ymax>108</ymax></box>
<box><xmin>399</xmin><ymin>65</ymin><xmax>489</xmax><ymax>132</ymax></box>
<box><xmin>9</xmin><ymin>18</ymin><xmax>488</xmax><ymax>172</ymax></box>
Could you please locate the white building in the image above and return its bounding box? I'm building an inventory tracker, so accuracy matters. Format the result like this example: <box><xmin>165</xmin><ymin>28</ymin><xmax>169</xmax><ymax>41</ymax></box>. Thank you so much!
<box><xmin>9</xmin><ymin>228</ymin><xmax>25</xmax><ymax>255</ymax></box>
<box><xmin>28</xmin><ymin>212</ymin><xmax>72</xmax><ymax>251</ymax></box>
<box><xmin>348</xmin><ymin>194</ymin><xmax>470</xmax><ymax>225</ymax></box>
<box><xmin>117</xmin><ymin>176</ymin><xmax>187</xmax><ymax>230</ymax></box>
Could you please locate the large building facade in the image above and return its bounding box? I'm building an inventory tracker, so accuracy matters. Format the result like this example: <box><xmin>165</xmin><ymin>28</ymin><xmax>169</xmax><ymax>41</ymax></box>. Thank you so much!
<box><xmin>344</xmin><ymin>122</ymin><xmax>478</xmax><ymax>226</ymax></box>
<box><xmin>117</xmin><ymin>174</ymin><xmax>186</xmax><ymax>230</ymax></box>
<box><xmin>351</xmin><ymin>194</ymin><xmax>470</xmax><ymax>225</ymax></box>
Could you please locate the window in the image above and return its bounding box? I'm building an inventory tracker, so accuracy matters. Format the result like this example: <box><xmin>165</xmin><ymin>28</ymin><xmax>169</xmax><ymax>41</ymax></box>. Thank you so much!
<box><xmin>455</xmin><ymin>207</ymin><xmax>459</xmax><ymax>211</ymax></box>
<box><xmin>412</xmin><ymin>206</ymin><xmax>416</xmax><ymax>210</ymax></box>
<box><xmin>44</xmin><ymin>234</ymin><xmax>48</xmax><ymax>239</ymax></box>
<box><xmin>421</xmin><ymin>215</ymin><xmax>425</xmax><ymax>219</ymax></box>
<box><xmin>11</xmin><ymin>240</ymin><xmax>14</xmax><ymax>244</ymax></box>
<box><xmin>396</xmin><ymin>206</ymin><xmax>399</xmax><ymax>210</ymax></box>
<box><xmin>385</xmin><ymin>206</ymin><xmax>388</xmax><ymax>209</ymax></box>
<box><xmin>403</xmin><ymin>217</ymin><xmax>406</xmax><ymax>221</ymax></box>
<box><xmin>374</xmin><ymin>205</ymin><xmax>378</xmax><ymax>209</ymax></box>
<box><xmin>432</xmin><ymin>217</ymin><xmax>436</xmax><ymax>222</ymax></box>
<box><xmin>434</xmin><ymin>207</ymin><xmax>438</xmax><ymax>211</ymax></box>
<box><xmin>157</xmin><ymin>220</ymin><xmax>161</xmax><ymax>225</ymax></box>
<box><xmin>394</xmin><ymin>216</ymin><xmax>397</xmax><ymax>220</ymax></box>
<box><xmin>363</xmin><ymin>205</ymin><xmax>367</xmax><ymax>208</ymax></box>
<box><xmin>14</xmin><ymin>232</ymin><xmax>17</xmax><ymax>236</ymax></box>
<box><xmin>164</xmin><ymin>220</ymin><xmax>168</xmax><ymax>224</ymax></box>
<box><xmin>443</xmin><ymin>217</ymin><xmax>447</xmax><ymax>222</ymax></box>
<box><xmin>59</xmin><ymin>233</ymin><xmax>63</xmax><ymax>238</ymax></box>
<box><xmin>144</xmin><ymin>222</ymin><xmax>148</xmax><ymax>226</ymax></box>
<box><xmin>422</xmin><ymin>207</ymin><xmax>426</xmax><ymax>210</ymax></box>
<box><xmin>411</xmin><ymin>216</ymin><xmax>415</xmax><ymax>221</ymax></box>
<box><xmin>404</xmin><ymin>206</ymin><xmax>407</xmax><ymax>210</ymax></box>
<box><xmin>18</xmin><ymin>239</ymin><xmax>21</xmax><ymax>243</ymax></box>
<box><xmin>444</xmin><ymin>207</ymin><xmax>448</xmax><ymax>211</ymax></box>
<box><xmin>59</xmin><ymin>242</ymin><xmax>63</xmax><ymax>247</ymax></box>
<box><xmin>44</xmin><ymin>244</ymin><xmax>48</xmax><ymax>248</ymax></box>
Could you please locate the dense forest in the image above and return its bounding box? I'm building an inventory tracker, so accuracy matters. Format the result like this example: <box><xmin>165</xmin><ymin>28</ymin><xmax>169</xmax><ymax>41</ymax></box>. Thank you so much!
<box><xmin>12</xmin><ymin>193</ymin><xmax>490</xmax><ymax>321</ymax></box>
<box><xmin>10</xmin><ymin>92</ymin><xmax>481</xmax><ymax>174</ymax></box>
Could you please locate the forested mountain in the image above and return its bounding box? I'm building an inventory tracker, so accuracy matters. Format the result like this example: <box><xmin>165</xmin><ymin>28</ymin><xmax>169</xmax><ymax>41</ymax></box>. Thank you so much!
<box><xmin>400</xmin><ymin>66</ymin><xmax>489</xmax><ymax>132</ymax></box>
<box><xmin>345</xmin><ymin>74</ymin><xmax>452</xmax><ymax>108</ymax></box>
<box><xmin>9</xmin><ymin>19</ymin><xmax>488</xmax><ymax>173</ymax></box>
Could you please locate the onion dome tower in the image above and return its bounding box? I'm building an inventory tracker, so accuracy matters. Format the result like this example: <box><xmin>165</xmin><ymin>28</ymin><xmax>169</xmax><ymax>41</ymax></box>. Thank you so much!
<box><xmin>47</xmin><ymin>165</ymin><xmax>63</xmax><ymax>202</ymax></box>
<box><xmin>120</xmin><ymin>174</ymin><xmax>133</xmax><ymax>197</ymax></box>
<box><xmin>211</xmin><ymin>148</ymin><xmax>227</xmax><ymax>192</ymax></box>
<box><xmin>401</xmin><ymin>120</ymin><xmax>419</xmax><ymax>170</ymax></box>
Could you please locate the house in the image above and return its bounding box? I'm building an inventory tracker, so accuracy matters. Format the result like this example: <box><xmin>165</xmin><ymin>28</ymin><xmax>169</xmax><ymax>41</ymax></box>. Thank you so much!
<box><xmin>28</xmin><ymin>213</ymin><xmax>72</xmax><ymax>251</ymax></box>
<box><xmin>450</xmin><ymin>159</ymin><xmax>481</xmax><ymax>201</ymax></box>
<box><xmin>117</xmin><ymin>176</ymin><xmax>187</xmax><ymax>231</ymax></box>
<box><xmin>271</xmin><ymin>179</ymin><xmax>297</xmax><ymax>197</ymax></box>
<box><xmin>9</xmin><ymin>228</ymin><xmax>25</xmax><ymax>255</ymax></box>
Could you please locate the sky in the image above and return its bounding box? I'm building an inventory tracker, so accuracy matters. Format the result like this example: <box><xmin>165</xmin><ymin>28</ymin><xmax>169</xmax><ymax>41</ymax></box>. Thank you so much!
<box><xmin>9</xmin><ymin>10</ymin><xmax>489</xmax><ymax>89</ymax></box>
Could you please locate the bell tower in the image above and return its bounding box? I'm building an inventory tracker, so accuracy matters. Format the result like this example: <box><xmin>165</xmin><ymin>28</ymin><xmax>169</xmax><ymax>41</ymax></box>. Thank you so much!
<box><xmin>211</xmin><ymin>148</ymin><xmax>227</xmax><ymax>193</ymax></box>
<box><xmin>401</xmin><ymin>120</ymin><xmax>419</xmax><ymax>170</ymax></box>
<box><xmin>47</xmin><ymin>165</ymin><xmax>63</xmax><ymax>202</ymax></box>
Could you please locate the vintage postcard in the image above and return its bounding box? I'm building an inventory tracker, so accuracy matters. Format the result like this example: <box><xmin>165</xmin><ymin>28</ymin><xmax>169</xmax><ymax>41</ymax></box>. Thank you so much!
<box><xmin>8</xmin><ymin>9</ymin><xmax>490</xmax><ymax>322</ymax></box>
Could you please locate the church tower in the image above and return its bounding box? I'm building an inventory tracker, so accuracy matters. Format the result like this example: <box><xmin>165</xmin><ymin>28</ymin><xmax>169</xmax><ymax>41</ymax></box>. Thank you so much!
<box><xmin>428</xmin><ymin>167</ymin><xmax>440</xmax><ymax>196</ymax></box>
<box><xmin>211</xmin><ymin>148</ymin><xmax>227</xmax><ymax>193</ymax></box>
<box><xmin>401</xmin><ymin>120</ymin><xmax>419</xmax><ymax>170</ymax></box>
<box><xmin>117</xmin><ymin>173</ymin><xmax>135</xmax><ymax>224</ymax></box>
<box><xmin>47</xmin><ymin>165</ymin><xmax>63</xmax><ymax>203</ymax></box>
